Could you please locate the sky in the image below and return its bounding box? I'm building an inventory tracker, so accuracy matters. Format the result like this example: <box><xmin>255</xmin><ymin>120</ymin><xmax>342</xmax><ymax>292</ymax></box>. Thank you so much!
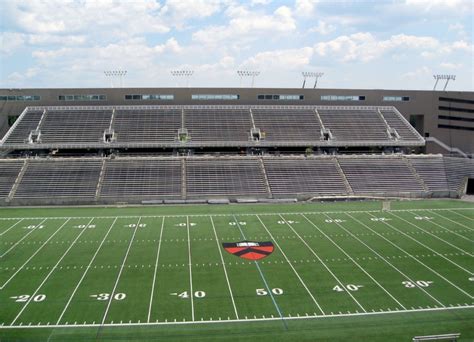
<box><xmin>0</xmin><ymin>0</ymin><xmax>472</xmax><ymax>90</ymax></box>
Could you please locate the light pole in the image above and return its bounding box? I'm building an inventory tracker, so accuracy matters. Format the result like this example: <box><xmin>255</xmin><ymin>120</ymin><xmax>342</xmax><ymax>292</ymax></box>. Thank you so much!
<box><xmin>433</xmin><ymin>74</ymin><xmax>456</xmax><ymax>91</ymax></box>
<box><xmin>237</xmin><ymin>70</ymin><xmax>260</xmax><ymax>87</ymax></box>
<box><xmin>302</xmin><ymin>71</ymin><xmax>324</xmax><ymax>88</ymax></box>
<box><xmin>170</xmin><ymin>70</ymin><xmax>194</xmax><ymax>87</ymax></box>
<box><xmin>104</xmin><ymin>70</ymin><xmax>127</xmax><ymax>88</ymax></box>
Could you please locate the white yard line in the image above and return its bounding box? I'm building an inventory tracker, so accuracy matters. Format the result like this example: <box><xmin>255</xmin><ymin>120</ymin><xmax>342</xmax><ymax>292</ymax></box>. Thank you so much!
<box><xmin>10</xmin><ymin>218</ymin><xmax>90</xmax><ymax>326</ymax></box>
<box><xmin>1</xmin><ymin>219</ymin><xmax>48</xmax><ymax>258</ymax></box>
<box><xmin>448</xmin><ymin>210</ymin><xmax>474</xmax><ymax>223</ymax></box>
<box><xmin>277</xmin><ymin>214</ymin><xmax>367</xmax><ymax>313</ymax></box>
<box><xmin>324</xmin><ymin>213</ymin><xmax>446</xmax><ymax>308</ymax></box>
<box><xmin>3</xmin><ymin>306</ymin><xmax>472</xmax><ymax>329</ymax></box>
<box><xmin>100</xmin><ymin>217</ymin><xmax>141</xmax><ymax>325</ymax></box>
<box><xmin>0</xmin><ymin>219</ymin><xmax>71</xmax><ymax>290</ymax></box>
<box><xmin>308</xmin><ymin>213</ymin><xmax>407</xmax><ymax>310</ymax></box>
<box><xmin>186</xmin><ymin>216</ymin><xmax>195</xmax><ymax>322</ymax></box>
<box><xmin>56</xmin><ymin>218</ymin><xmax>118</xmax><ymax>325</ymax></box>
<box><xmin>147</xmin><ymin>217</ymin><xmax>166</xmax><ymax>323</ymax></box>
<box><xmin>391</xmin><ymin>211</ymin><xmax>472</xmax><ymax>252</ymax></box>
<box><xmin>381</xmin><ymin>213</ymin><xmax>472</xmax><ymax>275</ymax></box>
<box><xmin>429</xmin><ymin>210</ymin><xmax>474</xmax><ymax>232</ymax></box>
<box><xmin>364</xmin><ymin>212</ymin><xmax>473</xmax><ymax>299</ymax></box>
<box><xmin>0</xmin><ymin>219</ymin><xmax>24</xmax><ymax>237</ymax></box>
<box><xmin>256</xmin><ymin>215</ymin><xmax>326</xmax><ymax>315</ymax></box>
<box><xmin>209</xmin><ymin>216</ymin><xmax>239</xmax><ymax>319</ymax></box>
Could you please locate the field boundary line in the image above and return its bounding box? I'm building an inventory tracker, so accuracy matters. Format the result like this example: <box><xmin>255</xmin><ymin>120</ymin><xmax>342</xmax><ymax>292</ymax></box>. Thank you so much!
<box><xmin>0</xmin><ymin>219</ymin><xmax>71</xmax><ymax>290</ymax></box>
<box><xmin>310</xmin><ymin>213</ymin><xmax>407</xmax><ymax>310</ymax></box>
<box><xmin>147</xmin><ymin>217</ymin><xmax>166</xmax><ymax>323</ymax></box>
<box><xmin>448</xmin><ymin>210</ymin><xmax>474</xmax><ymax>222</ymax></box>
<box><xmin>187</xmin><ymin>216</ymin><xmax>195</xmax><ymax>322</ymax></box>
<box><xmin>0</xmin><ymin>207</ymin><xmax>472</xmax><ymax>221</ymax></box>
<box><xmin>365</xmin><ymin>212</ymin><xmax>473</xmax><ymax>299</ymax></box>
<box><xmin>428</xmin><ymin>210</ymin><xmax>474</xmax><ymax>232</ymax></box>
<box><xmin>10</xmin><ymin>218</ymin><xmax>91</xmax><ymax>326</ymax></box>
<box><xmin>384</xmin><ymin>212</ymin><xmax>472</xmax><ymax>275</ymax></box>
<box><xmin>0</xmin><ymin>219</ymin><xmax>24</xmax><ymax>237</ymax></box>
<box><xmin>56</xmin><ymin>217</ymin><xmax>118</xmax><ymax>325</ymax></box>
<box><xmin>3</xmin><ymin>306</ymin><xmax>472</xmax><ymax>329</ymax></box>
<box><xmin>232</xmin><ymin>214</ymin><xmax>287</xmax><ymax>328</ymax></box>
<box><xmin>256</xmin><ymin>215</ymin><xmax>325</xmax><ymax>315</ymax></box>
<box><xmin>392</xmin><ymin>211</ymin><xmax>472</xmax><ymax>252</ymax></box>
<box><xmin>99</xmin><ymin>217</ymin><xmax>141</xmax><ymax>326</ymax></box>
<box><xmin>331</xmin><ymin>213</ymin><xmax>446</xmax><ymax>307</ymax></box>
<box><xmin>210</xmin><ymin>216</ymin><xmax>239</xmax><ymax>320</ymax></box>
<box><xmin>277</xmin><ymin>214</ymin><xmax>366</xmax><ymax>313</ymax></box>
<box><xmin>0</xmin><ymin>219</ymin><xmax>48</xmax><ymax>258</ymax></box>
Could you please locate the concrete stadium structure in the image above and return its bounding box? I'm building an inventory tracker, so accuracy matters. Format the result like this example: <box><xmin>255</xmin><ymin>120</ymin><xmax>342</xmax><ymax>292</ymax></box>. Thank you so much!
<box><xmin>1</xmin><ymin>87</ymin><xmax>473</xmax><ymax>156</ymax></box>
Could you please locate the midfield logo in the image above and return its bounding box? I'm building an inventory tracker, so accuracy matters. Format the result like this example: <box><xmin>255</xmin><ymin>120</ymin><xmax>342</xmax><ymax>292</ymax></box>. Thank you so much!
<box><xmin>222</xmin><ymin>241</ymin><xmax>274</xmax><ymax>260</ymax></box>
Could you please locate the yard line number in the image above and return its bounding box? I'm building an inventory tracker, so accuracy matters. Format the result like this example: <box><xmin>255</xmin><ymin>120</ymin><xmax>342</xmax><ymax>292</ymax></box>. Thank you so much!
<box><xmin>170</xmin><ymin>291</ymin><xmax>206</xmax><ymax>299</ymax></box>
<box><xmin>11</xmin><ymin>294</ymin><xmax>46</xmax><ymax>302</ymax></box>
<box><xmin>256</xmin><ymin>288</ymin><xmax>283</xmax><ymax>296</ymax></box>
<box><xmin>333</xmin><ymin>284</ymin><xmax>363</xmax><ymax>292</ymax></box>
<box><xmin>90</xmin><ymin>293</ymin><xmax>126</xmax><ymax>301</ymax></box>
<box><xmin>402</xmin><ymin>280</ymin><xmax>433</xmax><ymax>288</ymax></box>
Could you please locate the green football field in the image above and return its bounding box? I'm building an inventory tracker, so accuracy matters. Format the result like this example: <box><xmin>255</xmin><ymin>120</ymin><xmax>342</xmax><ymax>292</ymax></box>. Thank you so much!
<box><xmin>0</xmin><ymin>200</ymin><xmax>472</xmax><ymax>341</ymax></box>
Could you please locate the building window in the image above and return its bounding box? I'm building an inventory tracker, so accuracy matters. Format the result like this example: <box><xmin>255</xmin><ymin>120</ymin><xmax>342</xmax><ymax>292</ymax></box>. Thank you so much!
<box><xmin>124</xmin><ymin>94</ymin><xmax>174</xmax><ymax>100</ymax></box>
<box><xmin>0</xmin><ymin>95</ymin><xmax>41</xmax><ymax>101</ymax></box>
<box><xmin>321</xmin><ymin>95</ymin><xmax>365</xmax><ymax>101</ymax></box>
<box><xmin>58</xmin><ymin>94</ymin><xmax>106</xmax><ymax>101</ymax></box>
<box><xmin>383</xmin><ymin>96</ymin><xmax>410</xmax><ymax>102</ymax></box>
<box><xmin>191</xmin><ymin>94</ymin><xmax>240</xmax><ymax>100</ymax></box>
<box><xmin>257</xmin><ymin>94</ymin><xmax>304</xmax><ymax>101</ymax></box>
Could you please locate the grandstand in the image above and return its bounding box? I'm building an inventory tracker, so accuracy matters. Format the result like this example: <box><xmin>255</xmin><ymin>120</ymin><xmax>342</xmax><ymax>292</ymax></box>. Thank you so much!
<box><xmin>0</xmin><ymin>100</ymin><xmax>472</xmax><ymax>206</ymax></box>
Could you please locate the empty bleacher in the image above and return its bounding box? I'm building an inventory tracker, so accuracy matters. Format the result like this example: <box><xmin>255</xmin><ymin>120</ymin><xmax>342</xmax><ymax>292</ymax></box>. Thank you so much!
<box><xmin>100</xmin><ymin>158</ymin><xmax>182</xmax><ymax>199</ymax></box>
<box><xmin>407</xmin><ymin>156</ymin><xmax>449</xmax><ymax>192</ymax></box>
<box><xmin>318</xmin><ymin>108</ymin><xmax>389</xmax><ymax>142</ymax></box>
<box><xmin>113</xmin><ymin>108</ymin><xmax>181</xmax><ymax>144</ymax></box>
<box><xmin>444</xmin><ymin>157</ymin><xmax>474</xmax><ymax>192</ymax></box>
<box><xmin>0</xmin><ymin>160</ymin><xmax>23</xmax><ymax>198</ymax></box>
<box><xmin>184</xmin><ymin>108</ymin><xmax>252</xmax><ymax>143</ymax></box>
<box><xmin>3</xmin><ymin>109</ymin><xmax>43</xmax><ymax>144</ymax></box>
<box><xmin>0</xmin><ymin>105</ymin><xmax>424</xmax><ymax>149</ymax></box>
<box><xmin>338</xmin><ymin>156</ymin><xmax>425</xmax><ymax>194</ymax></box>
<box><xmin>186</xmin><ymin>158</ymin><xmax>267</xmax><ymax>197</ymax></box>
<box><xmin>252</xmin><ymin>108</ymin><xmax>321</xmax><ymax>142</ymax></box>
<box><xmin>380</xmin><ymin>109</ymin><xmax>422</xmax><ymax>141</ymax></box>
<box><xmin>39</xmin><ymin>109</ymin><xmax>112</xmax><ymax>144</ymax></box>
<box><xmin>15</xmin><ymin>159</ymin><xmax>101</xmax><ymax>200</ymax></box>
<box><xmin>264</xmin><ymin>157</ymin><xmax>348</xmax><ymax>196</ymax></box>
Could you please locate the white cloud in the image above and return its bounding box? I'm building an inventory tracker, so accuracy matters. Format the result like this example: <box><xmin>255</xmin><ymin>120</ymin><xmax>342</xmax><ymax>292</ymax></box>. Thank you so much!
<box><xmin>309</xmin><ymin>21</ymin><xmax>336</xmax><ymax>35</ymax></box>
<box><xmin>404</xmin><ymin>0</ymin><xmax>472</xmax><ymax>12</ymax></box>
<box><xmin>314</xmin><ymin>32</ymin><xmax>440</xmax><ymax>62</ymax></box>
<box><xmin>7</xmin><ymin>0</ymin><xmax>169</xmax><ymax>36</ymax></box>
<box><xmin>193</xmin><ymin>5</ymin><xmax>296</xmax><ymax>46</ymax></box>
<box><xmin>294</xmin><ymin>0</ymin><xmax>317</xmax><ymax>17</ymax></box>
<box><xmin>402</xmin><ymin>66</ymin><xmax>432</xmax><ymax>80</ymax></box>
<box><xmin>161</xmin><ymin>0</ymin><xmax>225</xmax><ymax>28</ymax></box>
<box><xmin>0</xmin><ymin>32</ymin><xmax>25</xmax><ymax>55</ymax></box>
<box><xmin>242</xmin><ymin>47</ymin><xmax>313</xmax><ymax>70</ymax></box>
<box><xmin>440</xmin><ymin>62</ymin><xmax>463</xmax><ymax>69</ymax></box>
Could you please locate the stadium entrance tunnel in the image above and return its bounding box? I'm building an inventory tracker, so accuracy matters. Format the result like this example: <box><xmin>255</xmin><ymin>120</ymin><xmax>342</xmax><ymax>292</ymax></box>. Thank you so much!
<box><xmin>467</xmin><ymin>178</ymin><xmax>474</xmax><ymax>195</ymax></box>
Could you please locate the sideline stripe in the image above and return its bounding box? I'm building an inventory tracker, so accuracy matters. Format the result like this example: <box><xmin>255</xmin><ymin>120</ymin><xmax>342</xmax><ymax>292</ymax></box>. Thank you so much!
<box><xmin>187</xmin><ymin>216</ymin><xmax>195</xmax><ymax>322</ymax></box>
<box><xmin>2</xmin><ymin>306</ymin><xmax>472</xmax><ymax>329</ymax></box>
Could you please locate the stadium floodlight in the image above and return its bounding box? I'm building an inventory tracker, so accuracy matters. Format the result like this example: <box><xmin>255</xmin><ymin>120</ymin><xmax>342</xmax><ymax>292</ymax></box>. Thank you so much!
<box><xmin>237</xmin><ymin>70</ymin><xmax>260</xmax><ymax>87</ymax></box>
<box><xmin>104</xmin><ymin>70</ymin><xmax>127</xmax><ymax>88</ymax></box>
<box><xmin>170</xmin><ymin>70</ymin><xmax>194</xmax><ymax>87</ymax></box>
<box><xmin>302</xmin><ymin>71</ymin><xmax>324</xmax><ymax>89</ymax></box>
<box><xmin>433</xmin><ymin>74</ymin><xmax>456</xmax><ymax>91</ymax></box>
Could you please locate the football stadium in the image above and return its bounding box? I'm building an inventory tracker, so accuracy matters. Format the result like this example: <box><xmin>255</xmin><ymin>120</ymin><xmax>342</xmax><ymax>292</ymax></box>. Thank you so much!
<box><xmin>0</xmin><ymin>86</ymin><xmax>472</xmax><ymax>341</ymax></box>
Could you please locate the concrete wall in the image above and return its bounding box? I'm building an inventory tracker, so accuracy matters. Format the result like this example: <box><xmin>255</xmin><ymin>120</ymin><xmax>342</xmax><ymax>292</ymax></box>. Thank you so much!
<box><xmin>1</xmin><ymin>87</ymin><xmax>473</xmax><ymax>154</ymax></box>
